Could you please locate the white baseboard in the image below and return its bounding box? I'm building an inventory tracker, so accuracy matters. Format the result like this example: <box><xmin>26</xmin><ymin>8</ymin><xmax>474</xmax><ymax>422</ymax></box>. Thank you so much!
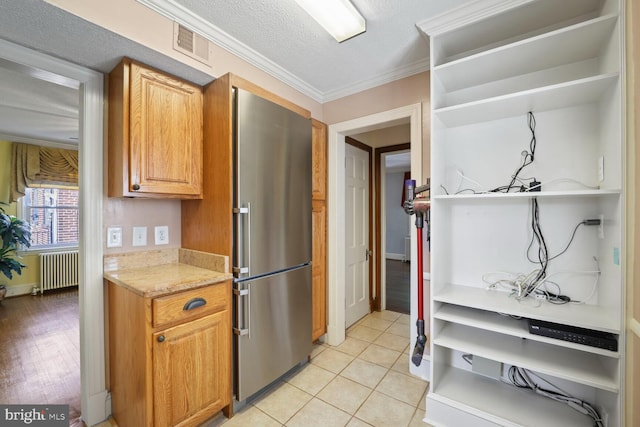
<box><xmin>3</xmin><ymin>282</ymin><xmax>37</xmax><ymax>297</ymax></box>
<box><xmin>386</xmin><ymin>253</ymin><xmax>405</xmax><ymax>261</ymax></box>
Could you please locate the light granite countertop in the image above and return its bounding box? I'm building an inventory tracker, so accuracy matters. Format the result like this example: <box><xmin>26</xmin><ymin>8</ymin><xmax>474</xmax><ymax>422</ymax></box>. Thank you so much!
<box><xmin>104</xmin><ymin>248</ymin><xmax>233</xmax><ymax>298</ymax></box>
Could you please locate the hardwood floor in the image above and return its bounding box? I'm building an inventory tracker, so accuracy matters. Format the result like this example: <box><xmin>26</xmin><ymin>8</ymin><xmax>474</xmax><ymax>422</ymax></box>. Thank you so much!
<box><xmin>385</xmin><ymin>259</ymin><xmax>410</xmax><ymax>314</ymax></box>
<box><xmin>0</xmin><ymin>288</ymin><xmax>82</xmax><ymax>426</ymax></box>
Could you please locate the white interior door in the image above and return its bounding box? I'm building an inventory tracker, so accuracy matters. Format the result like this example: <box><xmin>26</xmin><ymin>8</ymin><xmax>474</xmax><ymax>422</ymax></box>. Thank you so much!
<box><xmin>345</xmin><ymin>143</ymin><xmax>370</xmax><ymax>327</ymax></box>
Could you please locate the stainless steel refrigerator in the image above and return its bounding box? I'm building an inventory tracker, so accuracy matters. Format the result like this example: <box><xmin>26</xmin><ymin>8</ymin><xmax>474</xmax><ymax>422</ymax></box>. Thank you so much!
<box><xmin>232</xmin><ymin>88</ymin><xmax>312</xmax><ymax>404</ymax></box>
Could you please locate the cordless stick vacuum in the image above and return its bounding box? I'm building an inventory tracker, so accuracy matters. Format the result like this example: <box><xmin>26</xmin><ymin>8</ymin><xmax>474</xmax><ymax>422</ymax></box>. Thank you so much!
<box><xmin>403</xmin><ymin>179</ymin><xmax>430</xmax><ymax>367</ymax></box>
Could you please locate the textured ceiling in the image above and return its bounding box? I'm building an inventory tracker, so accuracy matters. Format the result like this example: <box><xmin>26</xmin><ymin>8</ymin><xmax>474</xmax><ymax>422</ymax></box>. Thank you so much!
<box><xmin>0</xmin><ymin>65</ymin><xmax>79</xmax><ymax>144</ymax></box>
<box><xmin>151</xmin><ymin>0</ymin><xmax>474</xmax><ymax>101</ymax></box>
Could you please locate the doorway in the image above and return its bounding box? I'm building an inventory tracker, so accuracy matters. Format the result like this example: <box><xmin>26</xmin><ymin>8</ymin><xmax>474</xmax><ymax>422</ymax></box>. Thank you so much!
<box><xmin>326</xmin><ymin>103</ymin><xmax>422</xmax><ymax>347</ymax></box>
<box><xmin>0</xmin><ymin>39</ymin><xmax>107</xmax><ymax>425</ymax></box>
<box><xmin>344</xmin><ymin>138</ymin><xmax>372</xmax><ymax>327</ymax></box>
<box><xmin>377</xmin><ymin>145</ymin><xmax>411</xmax><ymax>315</ymax></box>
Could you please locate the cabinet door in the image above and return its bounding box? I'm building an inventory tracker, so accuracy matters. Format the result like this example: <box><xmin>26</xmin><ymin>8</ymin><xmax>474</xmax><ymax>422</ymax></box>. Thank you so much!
<box><xmin>312</xmin><ymin>119</ymin><xmax>327</xmax><ymax>200</ymax></box>
<box><xmin>312</xmin><ymin>199</ymin><xmax>327</xmax><ymax>341</ymax></box>
<box><xmin>130</xmin><ymin>62</ymin><xmax>203</xmax><ymax>197</ymax></box>
<box><xmin>153</xmin><ymin>311</ymin><xmax>230</xmax><ymax>427</ymax></box>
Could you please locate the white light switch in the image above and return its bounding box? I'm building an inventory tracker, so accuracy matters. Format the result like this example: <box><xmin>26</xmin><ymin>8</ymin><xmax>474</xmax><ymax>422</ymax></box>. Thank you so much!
<box><xmin>132</xmin><ymin>226</ymin><xmax>147</xmax><ymax>247</ymax></box>
<box><xmin>155</xmin><ymin>226</ymin><xmax>169</xmax><ymax>245</ymax></box>
<box><xmin>107</xmin><ymin>227</ymin><xmax>122</xmax><ymax>248</ymax></box>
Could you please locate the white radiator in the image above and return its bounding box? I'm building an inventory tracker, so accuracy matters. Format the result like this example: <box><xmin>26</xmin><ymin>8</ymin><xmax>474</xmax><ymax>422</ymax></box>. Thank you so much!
<box><xmin>39</xmin><ymin>250</ymin><xmax>79</xmax><ymax>293</ymax></box>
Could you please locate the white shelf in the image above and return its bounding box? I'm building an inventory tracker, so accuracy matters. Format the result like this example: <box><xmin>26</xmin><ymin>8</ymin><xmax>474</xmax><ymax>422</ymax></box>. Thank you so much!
<box><xmin>433</xmin><ymin>284</ymin><xmax>620</xmax><ymax>333</ymax></box>
<box><xmin>432</xmin><ymin>0</ymin><xmax>605</xmax><ymax>67</ymax></box>
<box><xmin>433</xmin><ymin>73</ymin><xmax>618</xmax><ymax>127</ymax></box>
<box><xmin>429</xmin><ymin>367</ymin><xmax>601</xmax><ymax>427</ymax></box>
<box><xmin>434</xmin><ymin>304</ymin><xmax>619</xmax><ymax>358</ymax></box>
<box><xmin>432</xmin><ymin>189</ymin><xmax>621</xmax><ymax>200</ymax></box>
<box><xmin>434</xmin><ymin>14</ymin><xmax>618</xmax><ymax>92</ymax></box>
<box><xmin>434</xmin><ymin>323</ymin><xmax>618</xmax><ymax>392</ymax></box>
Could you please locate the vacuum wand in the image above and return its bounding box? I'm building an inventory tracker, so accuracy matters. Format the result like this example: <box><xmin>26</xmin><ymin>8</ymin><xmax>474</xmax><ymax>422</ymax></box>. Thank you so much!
<box><xmin>403</xmin><ymin>179</ymin><xmax>430</xmax><ymax>367</ymax></box>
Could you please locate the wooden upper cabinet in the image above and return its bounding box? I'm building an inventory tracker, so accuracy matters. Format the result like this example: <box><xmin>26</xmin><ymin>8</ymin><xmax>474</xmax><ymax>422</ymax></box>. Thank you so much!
<box><xmin>311</xmin><ymin>118</ymin><xmax>327</xmax><ymax>341</ymax></box>
<box><xmin>312</xmin><ymin>199</ymin><xmax>327</xmax><ymax>341</ymax></box>
<box><xmin>108</xmin><ymin>58</ymin><xmax>203</xmax><ymax>199</ymax></box>
<box><xmin>312</xmin><ymin>119</ymin><xmax>327</xmax><ymax>201</ymax></box>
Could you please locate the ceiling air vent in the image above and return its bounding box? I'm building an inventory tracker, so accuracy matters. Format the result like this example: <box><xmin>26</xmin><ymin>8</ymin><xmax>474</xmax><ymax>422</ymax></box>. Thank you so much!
<box><xmin>173</xmin><ymin>22</ymin><xmax>213</xmax><ymax>66</ymax></box>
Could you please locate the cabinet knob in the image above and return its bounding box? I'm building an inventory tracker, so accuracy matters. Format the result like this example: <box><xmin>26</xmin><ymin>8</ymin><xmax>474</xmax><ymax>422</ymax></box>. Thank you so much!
<box><xmin>157</xmin><ymin>335</ymin><xmax>165</xmax><ymax>343</ymax></box>
<box><xmin>132</xmin><ymin>183</ymin><xmax>141</xmax><ymax>191</ymax></box>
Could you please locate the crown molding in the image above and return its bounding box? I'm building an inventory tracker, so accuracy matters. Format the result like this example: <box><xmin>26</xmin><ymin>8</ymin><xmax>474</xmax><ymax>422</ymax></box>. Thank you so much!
<box><xmin>136</xmin><ymin>0</ymin><xmax>325</xmax><ymax>102</ymax></box>
<box><xmin>416</xmin><ymin>0</ymin><xmax>532</xmax><ymax>37</ymax></box>
<box><xmin>322</xmin><ymin>57</ymin><xmax>430</xmax><ymax>103</ymax></box>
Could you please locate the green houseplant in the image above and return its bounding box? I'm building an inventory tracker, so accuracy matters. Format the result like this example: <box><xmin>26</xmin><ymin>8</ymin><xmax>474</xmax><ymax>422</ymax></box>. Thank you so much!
<box><xmin>0</xmin><ymin>206</ymin><xmax>31</xmax><ymax>302</ymax></box>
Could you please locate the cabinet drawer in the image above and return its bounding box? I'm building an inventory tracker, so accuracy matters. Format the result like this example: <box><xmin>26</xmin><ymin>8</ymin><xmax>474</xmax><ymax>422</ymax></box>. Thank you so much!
<box><xmin>153</xmin><ymin>282</ymin><xmax>229</xmax><ymax>328</ymax></box>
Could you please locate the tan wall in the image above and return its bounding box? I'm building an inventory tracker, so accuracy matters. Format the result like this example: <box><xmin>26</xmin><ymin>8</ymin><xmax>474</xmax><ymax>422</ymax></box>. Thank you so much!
<box><xmin>322</xmin><ymin>72</ymin><xmax>429</xmax><ymax>125</ymax></box>
<box><xmin>102</xmin><ymin>198</ymin><xmax>182</xmax><ymax>254</ymax></box>
<box><xmin>353</xmin><ymin>124</ymin><xmax>411</xmax><ymax>148</ymax></box>
<box><xmin>627</xmin><ymin>0</ymin><xmax>640</xmax><ymax>425</ymax></box>
<box><xmin>43</xmin><ymin>0</ymin><xmax>322</xmax><ymax>119</ymax></box>
<box><xmin>322</xmin><ymin>71</ymin><xmax>431</xmax><ymax>177</ymax></box>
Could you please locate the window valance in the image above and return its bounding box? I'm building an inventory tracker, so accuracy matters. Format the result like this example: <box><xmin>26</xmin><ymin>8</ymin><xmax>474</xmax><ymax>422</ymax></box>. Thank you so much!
<box><xmin>10</xmin><ymin>143</ymin><xmax>79</xmax><ymax>202</ymax></box>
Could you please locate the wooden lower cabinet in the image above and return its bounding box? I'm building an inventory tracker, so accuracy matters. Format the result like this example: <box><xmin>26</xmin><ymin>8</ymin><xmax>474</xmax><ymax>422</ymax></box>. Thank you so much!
<box><xmin>108</xmin><ymin>280</ymin><xmax>232</xmax><ymax>427</ymax></box>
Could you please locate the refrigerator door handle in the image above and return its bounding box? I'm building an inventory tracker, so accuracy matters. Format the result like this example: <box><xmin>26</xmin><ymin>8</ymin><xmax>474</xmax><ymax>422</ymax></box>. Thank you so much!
<box><xmin>233</xmin><ymin>286</ymin><xmax>250</xmax><ymax>337</ymax></box>
<box><xmin>233</xmin><ymin>203</ymin><xmax>251</xmax><ymax>277</ymax></box>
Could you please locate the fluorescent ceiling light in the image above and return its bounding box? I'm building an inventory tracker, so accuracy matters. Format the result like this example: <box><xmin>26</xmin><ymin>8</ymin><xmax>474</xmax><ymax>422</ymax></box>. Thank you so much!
<box><xmin>294</xmin><ymin>0</ymin><xmax>366</xmax><ymax>43</ymax></box>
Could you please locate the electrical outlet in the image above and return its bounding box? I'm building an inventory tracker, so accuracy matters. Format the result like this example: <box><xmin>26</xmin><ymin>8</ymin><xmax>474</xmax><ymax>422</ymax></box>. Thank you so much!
<box><xmin>107</xmin><ymin>226</ymin><xmax>122</xmax><ymax>248</ymax></box>
<box><xmin>598</xmin><ymin>214</ymin><xmax>604</xmax><ymax>239</ymax></box>
<box><xmin>155</xmin><ymin>226</ymin><xmax>169</xmax><ymax>245</ymax></box>
<box><xmin>132</xmin><ymin>226</ymin><xmax>147</xmax><ymax>247</ymax></box>
<box><xmin>598</xmin><ymin>156</ymin><xmax>604</xmax><ymax>182</ymax></box>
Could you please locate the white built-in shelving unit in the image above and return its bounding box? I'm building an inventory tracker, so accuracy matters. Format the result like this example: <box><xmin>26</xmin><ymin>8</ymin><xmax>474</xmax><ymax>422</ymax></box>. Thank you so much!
<box><xmin>419</xmin><ymin>0</ymin><xmax>624</xmax><ymax>425</ymax></box>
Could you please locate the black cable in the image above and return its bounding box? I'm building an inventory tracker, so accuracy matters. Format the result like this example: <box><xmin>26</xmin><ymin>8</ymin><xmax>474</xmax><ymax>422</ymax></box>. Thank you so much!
<box><xmin>490</xmin><ymin>112</ymin><xmax>537</xmax><ymax>193</ymax></box>
<box><xmin>527</xmin><ymin>221</ymin><xmax>584</xmax><ymax>264</ymax></box>
<box><xmin>524</xmin><ymin>197</ymin><xmax>548</xmax><ymax>297</ymax></box>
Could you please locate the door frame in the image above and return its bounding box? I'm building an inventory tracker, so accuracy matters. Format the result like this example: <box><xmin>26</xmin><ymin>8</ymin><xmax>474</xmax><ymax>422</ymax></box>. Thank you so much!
<box><xmin>327</xmin><ymin>103</ymin><xmax>422</xmax><ymax>348</ymax></box>
<box><xmin>0</xmin><ymin>39</ymin><xmax>107</xmax><ymax>424</ymax></box>
<box><xmin>344</xmin><ymin>136</ymin><xmax>373</xmax><ymax>322</ymax></box>
<box><xmin>375</xmin><ymin>143</ymin><xmax>411</xmax><ymax>312</ymax></box>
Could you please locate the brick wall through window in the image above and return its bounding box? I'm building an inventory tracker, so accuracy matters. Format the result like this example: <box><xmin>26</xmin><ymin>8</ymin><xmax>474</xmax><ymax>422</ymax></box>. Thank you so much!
<box><xmin>24</xmin><ymin>188</ymin><xmax>79</xmax><ymax>249</ymax></box>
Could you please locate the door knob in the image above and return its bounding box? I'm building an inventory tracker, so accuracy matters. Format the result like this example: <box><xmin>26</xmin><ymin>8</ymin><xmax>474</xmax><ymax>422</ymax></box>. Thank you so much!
<box><xmin>132</xmin><ymin>183</ymin><xmax>141</xmax><ymax>191</ymax></box>
<box><xmin>157</xmin><ymin>335</ymin><xmax>165</xmax><ymax>343</ymax></box>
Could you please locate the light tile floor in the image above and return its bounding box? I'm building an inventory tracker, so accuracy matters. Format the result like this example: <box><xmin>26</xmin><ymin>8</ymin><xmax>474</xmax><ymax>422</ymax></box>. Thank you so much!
<box><xmin>205</xmin><ymin>310</ymin><xmax>432</xmax><ymax>427</ymax></box>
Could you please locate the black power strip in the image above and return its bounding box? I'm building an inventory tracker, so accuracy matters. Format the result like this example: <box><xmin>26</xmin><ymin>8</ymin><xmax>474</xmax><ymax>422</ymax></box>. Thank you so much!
<box><xmin>528</xmin><ymin>319</ymin><xmax>618</xmax><ymax>351</ymax></box>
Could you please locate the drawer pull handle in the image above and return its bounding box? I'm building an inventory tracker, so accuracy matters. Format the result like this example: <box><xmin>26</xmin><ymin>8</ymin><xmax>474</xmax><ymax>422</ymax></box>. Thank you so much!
<box><xmin>157</xmin><ymin>335</ymin><xmax>165</xmax><ymax>343</ymax></box>
<box><xmin>183</xmin><ymin>297</ymin><xmax>207</xmax><ymax>311</ymax></box>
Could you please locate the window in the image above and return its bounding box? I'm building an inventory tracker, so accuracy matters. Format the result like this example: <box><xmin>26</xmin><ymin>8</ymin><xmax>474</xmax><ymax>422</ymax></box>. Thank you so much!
<box><xmin>21</xmin><ymin>188</ymin><xmax>79</xmax><ymax>250</ymax></box>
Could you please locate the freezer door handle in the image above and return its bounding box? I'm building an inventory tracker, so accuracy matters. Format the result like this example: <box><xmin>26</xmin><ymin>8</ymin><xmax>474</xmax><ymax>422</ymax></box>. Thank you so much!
<box><xmin>233</xmin><ymin>203</ymin><xmax>251</xmax><ymax>278</ymax></box>
<box><xmin>233</xmin><ymin>286</ymin><xmax>250</xmax><ymax>337</ymax></box>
